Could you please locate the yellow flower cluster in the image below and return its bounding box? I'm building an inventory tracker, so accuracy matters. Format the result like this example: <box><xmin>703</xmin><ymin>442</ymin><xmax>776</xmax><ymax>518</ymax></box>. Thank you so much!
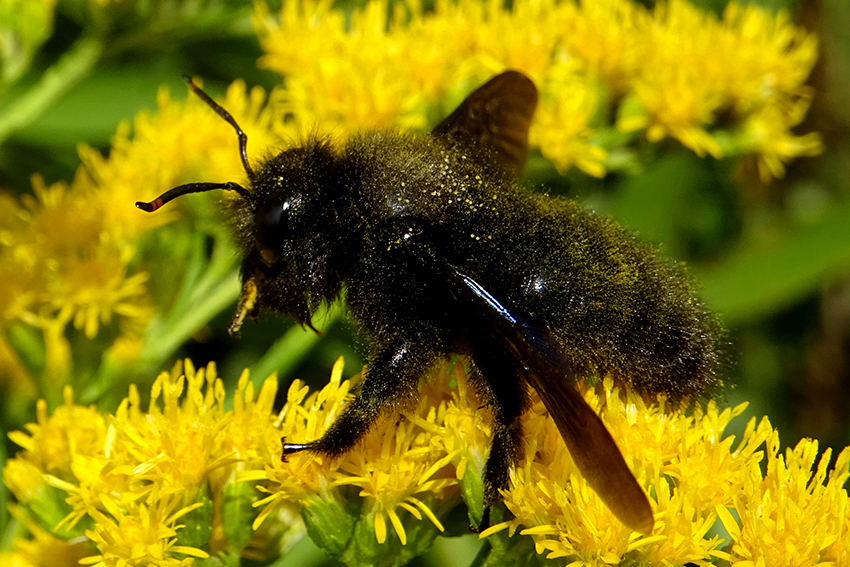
<box><xmin>490</xmin><ymin>381</ymin><xmax>850</xmax><ymax>565</ymax></box>
<box><xmin>255</xmin><ymin>0</ymin><xmax>820</xmax><ymax>180</ymax></box>
<box><xmin>612</xmin><ymin>0</ymin><xmax>822</xmax><ymax>181</ymax></box>
<box><xmin>4</xmin><ymin>359</ymin><xmax>848</xmax><ymax>566</ymax></box>
<box><xmin>0</xmin><ymin>175</ymin><xmax>150</xmax><ymax>389</ymax></box>
<box><xmin>4</xmin><ymin>359</ymin><xmax>285</xmax><ymax>566</ymax></box>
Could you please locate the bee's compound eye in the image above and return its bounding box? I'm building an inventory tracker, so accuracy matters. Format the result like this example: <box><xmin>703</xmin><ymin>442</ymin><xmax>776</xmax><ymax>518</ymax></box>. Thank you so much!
<box><xmin>255</xmin><ymin>197</ymin><xmax>293</xmax><ymax>266</ymax></box>
<box><xmin>261</xmin><ymin>199</ymin><xmax>286</xmax><ymax>230</ymax></box>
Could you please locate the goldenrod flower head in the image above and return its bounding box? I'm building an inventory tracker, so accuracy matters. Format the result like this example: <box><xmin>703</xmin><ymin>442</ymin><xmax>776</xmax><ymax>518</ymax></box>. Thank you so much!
<box><xmin>0</xmin><ymin>174</ymin><xmax>152</xmax><ymax>384</ymax></box>
<box><xmin>250</xmin><ymin>357</ymin><xmax>350</xmax><ymax>508</ymax></box>
<box><xmin>95</xmin><ymin>80</ymin><xmax>281</xmax><ymax>229</ymax></box>
<box><xmin>79</xmin><ymin>495</ymin><xmax>209</xmax><ymax>567</ymax></box>
<box><xmin>23</xmin><ymin>176</ymin><xmax>151</xmax><ymax>340</ymax></box>
<box><xmin>5</xmin><ymin>360</ymin><xmax>272</xmax><ymax>565</ymax></box>
<box><xmin>104</xmin><ymin>360</ymin><xmax>238</xmax><ymax>498</ymax></box>
<box><xmin>715</xmin><ymin>436</ymin><xmax>850</xmax><ymax>566</ymax></box>
<box><xmin>739</xmin><ymin>99</ymin><xmax>824</xmax><ymax>183</ymax></box>
<box><xmin>560</xmin><ymin>0</ymin><xmax>645</xmax><ymax>89</ymax></box>
<box><xmin>255</xmin><ymin>0</ymin><xmax>820</xmax><ymax>179</ymax></box>
<box><xmin>530</xmin><ymin>60</ymin><xmax>608</xmax><ymax>178</ymax></box>
<box><xmin>7</xmin><ymin>386</ymin><xmax>106</xmax><ymax>476</ymax></box>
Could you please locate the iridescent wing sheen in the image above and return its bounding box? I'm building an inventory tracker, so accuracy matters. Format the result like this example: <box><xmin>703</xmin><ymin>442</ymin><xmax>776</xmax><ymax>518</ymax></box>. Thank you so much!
<box><xmin>444</xmin><ymin>265</ymin><xmax>655</xmax><ymax>534</ymax></box>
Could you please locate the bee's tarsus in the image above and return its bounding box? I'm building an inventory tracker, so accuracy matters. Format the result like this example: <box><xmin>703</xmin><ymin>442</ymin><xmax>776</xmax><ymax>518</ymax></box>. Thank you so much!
<box><xmin>281</xmin><ymin>441</ymin><xmax>314</xmax><ymax>462</ymax></box>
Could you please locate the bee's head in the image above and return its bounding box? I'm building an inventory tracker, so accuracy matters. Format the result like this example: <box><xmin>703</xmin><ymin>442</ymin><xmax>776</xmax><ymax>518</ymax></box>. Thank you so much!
<box><xmin>136</xmin><ymin>77</ymin><xmax>344</xmax><ymax>334</ymax></box>
<box><xmin>229</xmin><ymin>142</ymin><xmax>343</xmax><ymax>333</ymax></box>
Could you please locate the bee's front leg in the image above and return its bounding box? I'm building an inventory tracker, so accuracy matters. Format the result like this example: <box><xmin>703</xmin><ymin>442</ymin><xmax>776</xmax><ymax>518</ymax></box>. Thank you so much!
<box><xmin>281</xmin><ymin>336</ymin><xmax>440</xmax><ymax>460</ymax></box>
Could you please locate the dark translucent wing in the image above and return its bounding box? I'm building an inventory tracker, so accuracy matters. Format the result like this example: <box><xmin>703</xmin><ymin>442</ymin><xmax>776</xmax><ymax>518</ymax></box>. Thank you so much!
<box><xmin>431</xmin><ymin>70</ymin><xmax>538</xmax><ymax>178</ymax></box>
<box><xmin>446</xmin><ymin>269</ymin><xmax>655</xmax><ymax>534</ymax></box>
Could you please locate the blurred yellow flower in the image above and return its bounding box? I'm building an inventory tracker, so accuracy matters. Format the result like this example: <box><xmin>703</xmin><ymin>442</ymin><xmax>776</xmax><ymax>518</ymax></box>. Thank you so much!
<box><xmin>0</xmin><ymin>76</ymin><xmax>289</xmax><ymax>392</ymax></box>
<box><xmin>7</xmin><ymin>386</ymin><xmax>106</xmax><ymax>477</ymax></box>
<box><xmin>255</xmin><ymin>0</ymin><xmax>820</xmax><ymax>179</ymax></box>
<box><xmin>0</xmin><ymin>174</ymin><xmax>151</xmax><ymax>386</ymax></box>
<box><xmin>1</xmin><ymin>504</ymin><xmax>90</xmax><ymax>567</ymax></box>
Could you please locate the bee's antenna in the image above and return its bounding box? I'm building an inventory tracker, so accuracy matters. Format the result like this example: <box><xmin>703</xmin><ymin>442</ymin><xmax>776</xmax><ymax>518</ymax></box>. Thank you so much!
<box><xmin>135</xmin><ymin>181</ymin><xmax>250</xmax><ymax>212</ymax></box>
<box><xmin>135</xmin><ymin>76</ymin><xmax>258</xmax><ymax>213</ymax></box>
<box><xmin>182</xmin><ymin>75</ymin><xmax>256</xmax><ymax>183</ymax></box>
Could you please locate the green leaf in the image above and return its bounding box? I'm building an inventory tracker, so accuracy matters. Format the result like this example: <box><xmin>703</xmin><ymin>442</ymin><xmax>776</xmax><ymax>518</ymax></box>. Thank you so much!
<box><xmin>697</xmin><ymin>199</ymin><xmax>850</xmax><ymax>325</ymax></box>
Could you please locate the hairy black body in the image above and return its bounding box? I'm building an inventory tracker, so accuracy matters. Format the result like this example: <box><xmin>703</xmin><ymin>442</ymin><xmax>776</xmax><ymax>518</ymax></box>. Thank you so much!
<box><xmin>138</xmin><ymin>72</ymin><xmax>722</xmax><ymax>534</ymax></box>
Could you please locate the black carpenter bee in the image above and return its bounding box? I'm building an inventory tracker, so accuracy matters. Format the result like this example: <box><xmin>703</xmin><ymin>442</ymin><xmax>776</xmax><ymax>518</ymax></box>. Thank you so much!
<box><xmin>137</xmin><ymin>71</ymin><xmax>723</xmax><ymax>534</ymax></box>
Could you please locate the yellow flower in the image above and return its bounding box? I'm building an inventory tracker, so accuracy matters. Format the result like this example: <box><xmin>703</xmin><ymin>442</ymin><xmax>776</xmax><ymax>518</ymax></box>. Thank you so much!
<box><xmin>255</xmin><ymin>0</ymin><xmax>437</xmax><ymax>138</ymax></box>
<box><xmin>720</xmin><ymin>2</ymin><xmax>818</xmax><ymax>113</ymax></box>
<box><xmin>79</xmin><ymin>495</ymin><xmax>209</xmax><ymax>567</ymax></box>
<box><xmin>7</xmin><ymin>386</ymin><xmax>107</xmax><ymax>476</ymax></box>
<box><xmin>739</xmin><ymin>98</ymin><xmax>824</xmax><ymax>182</ymax></box>
<box><xmin>332</xmin><ymin>380</ymin><xmax>460</xmax><ymax>545</ymax></box>
<box><xmin>562</xmin><ymin>0</ymin><xmax>646</xmax><ymax>90</ymax></box>
<box><xmin>0</xmin><ymin>172</ymin><xmax>152</xmax><ymax>386</ymax></box>
<box><xmin>2</xmin><ymin>505</ymin><xmax>90</xmax><ymax>567</ymax></box>
<box><xmin>531</xmin><ymin>59</ymin><xmax>608</xmax><ymax>178</ymax></box>
<box><xmin>108</xmin><ymin>80</ymin><xmax>283</xmax><ymax>219</ymax></box>
<box><xmin>249</xmin><ymin>357</ymin><xmax>350</xmax><ymax>517</ymax></box>
<box><xmin>716</xmin><ymin>437</ymin><xmax>850</xmax><ymax>566</ymax></box>
<box><xmin>19</xmin><ymin>174</ymin><xmax>151</xmax><ymax>338</ymax></box>
<box><xmin>0</xmin><ymin>74</ymin><xmax>287</xmax><ymax>391</ymax></box>
<box><xmin>415</xmin><ymin>361</ymin><xmax>492</xmax><ymax>491</ymax></box>
<box><xmin>479</xmin><ymin>377</ymin><xmax>849</xmax><ymax>566</ymax></box>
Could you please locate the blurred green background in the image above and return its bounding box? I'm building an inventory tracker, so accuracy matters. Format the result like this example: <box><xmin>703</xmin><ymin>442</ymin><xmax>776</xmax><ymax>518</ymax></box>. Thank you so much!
<box><xmin>1</xmin><ymin>0</ymin><xmax>849</xmax><ymax>564</ymax></box>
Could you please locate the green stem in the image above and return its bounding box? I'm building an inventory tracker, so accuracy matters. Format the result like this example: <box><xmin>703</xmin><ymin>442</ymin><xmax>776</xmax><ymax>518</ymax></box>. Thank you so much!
<box><xmin>0</xmin><ymin>34</ymin><xmax>104</xmax><ymax>144</ymax></box>
<box><xmin>141</xmin><ymin>270</ymin><xmax>242</xmax><ymax>369</ymax></box>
